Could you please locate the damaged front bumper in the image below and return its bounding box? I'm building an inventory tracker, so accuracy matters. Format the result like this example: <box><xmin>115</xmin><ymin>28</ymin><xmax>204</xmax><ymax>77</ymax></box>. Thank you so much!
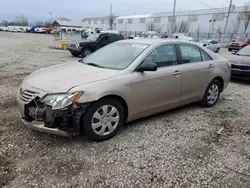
<box><xmin>17</xmin><ymin>92</ymin><xmax>88</xmax><ymax>137</ymax></box>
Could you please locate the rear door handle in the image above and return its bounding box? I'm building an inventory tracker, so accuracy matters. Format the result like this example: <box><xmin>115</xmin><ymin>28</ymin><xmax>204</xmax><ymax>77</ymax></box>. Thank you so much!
<box><xmin>208</xmin><ymin>64</ymin><xmax>214</xmax><ymax>69</ymax></box>
<box><xmin>173</xmin><ymin>70</ymin><xmax>181</xmax><ymax>75</ymax></box>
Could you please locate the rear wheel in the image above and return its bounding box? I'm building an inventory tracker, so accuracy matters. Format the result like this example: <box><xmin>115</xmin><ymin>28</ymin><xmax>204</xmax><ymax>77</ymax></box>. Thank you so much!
<box><xmin>81</xmin><ymin>48</ymin><xmax>91</xmax><ymax>57</ymax></box>
<box><xmin>82</xmin><ymin>98</ymin><xmax>125</xmax><ymax>141</ymax></box>
<box><xmin>228</xmin><ymin>48</ymin><xmax>232</xmax><ymax>52</ymax></box>
<box><xmin>200</xmin><ymin>80</ymin><xmax>221</xmax><ymax>107</ymax></box>
<box><xmin>216</xmin><ymin>48</ymin><xmax>220</xmax><ymax>53</ymax></box>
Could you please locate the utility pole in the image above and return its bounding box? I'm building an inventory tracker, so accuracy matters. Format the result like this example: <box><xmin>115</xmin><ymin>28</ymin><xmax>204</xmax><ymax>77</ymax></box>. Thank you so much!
<box><xmin>110</xmin><ymin>5</ymin><xmax>113</xmax><ymax>30</ymax></box>
<box><xmin>172</xmin><ymin>0</ymin><xmax>177</xmax><ymax>33</ymax></box>
<box><xmin>224</xmin><ymin>0</ymin><xmax>232</xmax><ymax>33</ymax></box>
<box><xmin>48</xmin><ymin>12</ymin><xmax>53</xmax><ymax>21</ymax></box>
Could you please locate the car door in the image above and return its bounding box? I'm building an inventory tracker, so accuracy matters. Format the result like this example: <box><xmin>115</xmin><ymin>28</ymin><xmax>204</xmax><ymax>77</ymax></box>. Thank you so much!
<box><xmin>129</xmin><ymin>44</ymin><xmax>183</xmax><ymax>117</ymax></box>
<box><xmin>176</xmin><ymin>43</ymin><xmax>215</xmax><ymax>102</ymax></box>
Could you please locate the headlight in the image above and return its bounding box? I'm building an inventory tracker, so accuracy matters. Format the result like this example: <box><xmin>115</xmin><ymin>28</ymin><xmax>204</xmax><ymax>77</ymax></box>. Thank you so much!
<box><xmin>76</xmin><ymin>43</ymin><xmax>80</xmax><ymax>48</ymax></box>
<box><xmin>40</xmin><ymin>91</ymin><xmax>83</xmax><ymax>110</ymax></box>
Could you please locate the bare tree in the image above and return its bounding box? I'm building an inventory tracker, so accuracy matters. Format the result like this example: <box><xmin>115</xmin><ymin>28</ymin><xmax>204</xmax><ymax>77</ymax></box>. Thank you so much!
<box><xmin>33</xmin><ymin>20</ymin><xmax>44</xmax><ymax>27</ymax></box>
<box><xmin>147</xmin><ymin>22</ymin><xmax>155</xmax><ymax>31</ymax></box>
<box><xmin>195</xmin><ymin>24</ymin><xmax>201</xmax><ymax>33</ymax></box>
<box><xmin>216</xmin><ymin>26</ymin><xmax>223</xmax><ymax>34</ymax></box>
<box><xmin>239</xmin><ymin>2</ymin><xmax>250</xmax><ymax>33</ymax></box>
<box><xmin>175</xmin><ymin>21</ymin><xmax>189</xmax><ymax>33</ymax></box>
<box><xmin>2</xmin><ymin>20</ymin><xmax>8</xmax><ymax>26</ymax></box>
<box><xmin>8</xmin><ymin>15</ymin><xmax>29</xmax><ymax>26</ymax></box>
<box><xmin>231</xmin><ymin>19</ymin><xmax>241</xmax><ymax>33</ymax></box>
<box><xmin>109</xmin><ymin>14</ymin><xmax>115</xmax><ymax>30</ymax></box>
<box><xmin>147</xmin><ymin>22</ymin><xmax>162</xmax><ymax>32</ymax></box>
<box><xmin>43</xmin><ymin>20</ymin><xmax>52</xmax><ymax>28</ymax></box>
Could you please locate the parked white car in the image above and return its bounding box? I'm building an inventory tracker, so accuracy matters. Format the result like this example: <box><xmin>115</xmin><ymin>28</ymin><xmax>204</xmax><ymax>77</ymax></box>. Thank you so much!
<box><xmin>198</xmin><ymin>40</ymin><xmax>220</xmax><ymax>53</ymax></box>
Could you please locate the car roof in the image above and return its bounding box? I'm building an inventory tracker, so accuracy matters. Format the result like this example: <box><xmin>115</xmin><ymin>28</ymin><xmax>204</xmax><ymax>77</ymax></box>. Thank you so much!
<box><xmin>117</xmin><ymin>39</ymin><xmax>196</xmax><ymax>45</ymax></box>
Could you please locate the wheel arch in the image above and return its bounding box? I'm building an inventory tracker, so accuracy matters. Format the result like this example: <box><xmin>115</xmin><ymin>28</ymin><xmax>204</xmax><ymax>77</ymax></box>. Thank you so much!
<box><xmin>213</xmin><ymin>76</ymin><xmax>224</xmax><ymax>91</ymax></box>
<box><xmin>98</xmin><ymin>95</ymin><xmax>129</xmax><ymax>122</ymax></box>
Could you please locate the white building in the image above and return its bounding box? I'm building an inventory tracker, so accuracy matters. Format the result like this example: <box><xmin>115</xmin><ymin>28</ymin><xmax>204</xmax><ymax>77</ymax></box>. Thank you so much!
<box><xmin>82</xmin><ymin>6</ymin><xmax>250</xmax><ymax>34</ymax></box>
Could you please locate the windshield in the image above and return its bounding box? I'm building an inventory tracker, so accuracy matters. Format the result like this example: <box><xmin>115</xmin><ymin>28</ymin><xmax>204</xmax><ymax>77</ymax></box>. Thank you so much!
<box><xmin>234</xmin><ymin>39</ymin><xmax>248</xmax><ymax>42</ymax></box>
<box><xmin>87</xmin><ymin>34</ymin><xmax>100</xmax><ymax>41</ymax></box>
<box><xmin>82</xmin><ymin>42</ymin><xmax>148</xmax><ymax>70</ymax></box>
<box><xmin>236</xmin><ymin>46</ymin><xmax>250</xmax><ymax>56</ymax></box>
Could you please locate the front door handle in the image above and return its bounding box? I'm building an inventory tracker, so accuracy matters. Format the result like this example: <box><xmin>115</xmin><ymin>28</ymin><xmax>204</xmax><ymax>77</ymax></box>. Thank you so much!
<box><xmin>209</xmin><ymin>64</ymin><xmax>214</xmax><ymax>69</ymax></box>
<box><xmin>173</xmin><ymin>70</ymin><xmax>181</xmax><ymax>75</ymax></box>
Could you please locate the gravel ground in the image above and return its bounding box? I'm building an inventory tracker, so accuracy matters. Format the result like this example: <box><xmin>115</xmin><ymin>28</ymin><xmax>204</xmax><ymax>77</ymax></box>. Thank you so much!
<box><xmin>0</xmin><ymin>32</ymin><xmax>250</xmax><ymax>188</ymax></box>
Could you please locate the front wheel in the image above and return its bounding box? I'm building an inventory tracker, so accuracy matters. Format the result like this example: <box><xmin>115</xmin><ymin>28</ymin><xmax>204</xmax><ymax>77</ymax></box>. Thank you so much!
<box><xmin>228</xmin><ymin>48</ymin><xmax>232</xmax><ymax>52</ymax></box>
<box><xmin>200</xmin><ymin>80</ymin><xmax>221</xmax><ymax>107</ymax></box>
<box><xmin>215</xmin><ymin>48</ymin><xmax>220</xmax><ymax>53</ymax></box>
<box><xmin>82</xmin><ymin>98</ymin><xmax>125</xmax><ymax>141</ymax></box>
<box><xmin>81</xmin><ymin>48</ymin><xmax>91</xmax><ymax>57</ymax></box>
<box><xmin>70</xmin><ymin>52</ymin><xmax>79</xmax><ymax>57</ymax></box>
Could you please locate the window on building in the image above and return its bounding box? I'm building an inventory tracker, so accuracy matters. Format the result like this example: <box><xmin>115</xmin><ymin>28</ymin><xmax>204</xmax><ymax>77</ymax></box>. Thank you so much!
<box><xmin>154</xmin><ymin>17</ymin><xmax>161</xmax><ymax>23</ymax></box>
<box><xmin>168</xmin><ymin>16</ymin><xmax>176</xmax><ymax>22</ymax></box>
<box><xmin>101</xmin><ymin>20</ymin><xmax>105</xmax><ymax>24</ymax></box>
<box><xmin>188</xmin><ymin>15</ymin><xmax>198</xmax><ymax>22</ymax></box>
<box><xmin>118</xmin><ymin>19</ymin><xmax>123</xmax><ymax>24</ymax></box>
<box><xmin>212</xmin><ymin>13</ymin><xmax>224</xmax><ymax>21</ymax></box>
<box><xmin>140</xmin><ymin>18</ymin><xmax>146</xmax><ymax>23</ymax></box>
<box><xmin>88</xmin><ymin>20</ymin><xmax>91</xmax><ymax>24</ymax></box>
<box><xmin>128</xmin><ymin>18</ymin><xmax>133</xmax><ymax>24</ymax></box>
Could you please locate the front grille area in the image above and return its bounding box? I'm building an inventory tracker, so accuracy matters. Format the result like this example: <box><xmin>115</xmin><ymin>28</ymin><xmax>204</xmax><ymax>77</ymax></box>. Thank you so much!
<box><xmin>19</xmin><ymin>90</ymin><xmax>38</xmax><ymax>104</ymax></box>
<box><xmin>231</xmin><ymin>64</ymin><xmax>250</xmax><ymax>70</ymax></box>
<box><xmin>70</xmin><ymin>44</ymin><xmax>76</xmax><ymax>48</ymax></box>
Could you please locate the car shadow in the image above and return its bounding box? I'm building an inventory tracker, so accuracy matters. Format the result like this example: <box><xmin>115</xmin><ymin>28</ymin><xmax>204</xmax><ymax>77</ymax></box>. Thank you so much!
<box><xmin>230</xmin><ymin>78</ymin><xmax>250</xmax><ymax>85</ymax></box>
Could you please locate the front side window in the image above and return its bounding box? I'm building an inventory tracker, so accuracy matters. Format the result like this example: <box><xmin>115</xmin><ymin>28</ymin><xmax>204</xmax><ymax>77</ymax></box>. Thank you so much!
<box><xmin>83</xmin><ymin>43</ymin><xmax>148</xmax><ymax>70</ymax></box>
<box><xmin>143</xmin><ymin>44</ymin><xmax>178</xmax><ymax>68</ymax></box>
<box><xmin>87</xmin><ymin>34</ymin><xmax>100</xmax><ymax>41</ymax></box>
<box><xmin>179</xmin><ymin>44</ymin><xmax>202</xmax><ymax>63</ymax></box>
<box><xmin>201</xmin><ymin>50</ymin><xmax>212</xmax><ymax>61</ymax></box>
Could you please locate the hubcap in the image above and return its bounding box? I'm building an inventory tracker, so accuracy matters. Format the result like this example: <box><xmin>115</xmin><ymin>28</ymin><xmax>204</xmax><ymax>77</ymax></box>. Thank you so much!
<box><xmin>84</xmin><ymin>50</ymin><xmax>91</xmax><ymax>56</ymax></box>
<box><xmin>207</xmin><ymin>84</ymin><xmax>219</xmax><ymax>105</ymax></box>
<box><xmin>91</xmin><ymin>105</ymin><xmax>120</xmax><ymax>136</ymax></box>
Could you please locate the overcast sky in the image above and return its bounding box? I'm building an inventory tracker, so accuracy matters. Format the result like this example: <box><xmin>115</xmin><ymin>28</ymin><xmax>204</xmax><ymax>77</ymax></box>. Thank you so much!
<box><xmin>0</xmin><ymin>0</ymin><xmax>247</xmax><ymax>22</ymax></box>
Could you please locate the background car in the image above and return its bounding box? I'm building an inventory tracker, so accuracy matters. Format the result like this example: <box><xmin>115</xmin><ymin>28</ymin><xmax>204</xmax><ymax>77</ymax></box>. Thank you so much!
<box><xmin>17</xmin><ymin>39</ymin><xmax>230</xmax><ymax>141</ymax></box>
<box><xmin>228</xmin><ymin>45</ymin><xmax>250</xmax><ymax>81</ymax></box>
<box><xmin>68</xmin><ymin>32</ymin><xmax>124</xmax><ymax>57</ymax></box>
<box><xmin>198</xmin><ymin>40</ymin><xmax>220</xmax><ymax>53</ymax></box>
<box><xmin>228</xmin><ymin>39</ymin><xmax>250</xmax><ymax>51</ymax></box>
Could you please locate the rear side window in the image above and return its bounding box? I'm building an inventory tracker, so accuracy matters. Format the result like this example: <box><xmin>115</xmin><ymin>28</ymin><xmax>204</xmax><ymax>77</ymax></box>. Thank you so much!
<box><xmin>179</xmin><ymin>44</ymin><xmax>202</xmax><ymax>63</ymax></box>
<box><xmin>200</xmin><ymin>50</ymin><xmax>212</xmax><ymax>61</ymax></box>
<box><xmin>211</xmin><ymin>41</ymin><xmax>218</xmax><ymax>44</ymax></box>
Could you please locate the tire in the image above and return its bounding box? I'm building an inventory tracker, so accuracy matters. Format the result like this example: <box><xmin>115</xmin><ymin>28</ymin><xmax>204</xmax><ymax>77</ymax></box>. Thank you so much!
<box><xmin>200</xmin><ymin>80</ymin><xmax>221</xmax><ymax>108</ymax></box>
<box><xmin>81</xmin><ymin>48</ymin><xmax>91</xmax><ymax>57</ymax></box>
<box><xmin>82</xmin><ymin>98</ymin><xmax>125</xmax><ymax>141</ymax></box>
<box><xmin>70</xmin><ymin>52</ymin><xmax>79</xmax><ymax>57</ymax></box>
<box><xmin>216</xmin><ymin>48</ymin><xmax>220</xmax><ymax>53</ymax></box>
<box><xmin>228</xmin><ymin>48</ymin><xmax>232</xmax><ymax>52</ymax></box>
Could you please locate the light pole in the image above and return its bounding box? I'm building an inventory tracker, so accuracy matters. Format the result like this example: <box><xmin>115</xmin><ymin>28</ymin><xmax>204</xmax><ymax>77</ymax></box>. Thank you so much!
<box><xmin>124</xmin><ymin>23</ymin><xmax>127</xmax><ymax>32</ymax></box>
<box><xmin>48</xmin><ymin>12</ymin><xmax>53</xmax><ymax>21</ymax></box>
<box><xmin>172</xmin><ymin>0</ymin><xmax>177</xmax><ymax>33</ymax></box>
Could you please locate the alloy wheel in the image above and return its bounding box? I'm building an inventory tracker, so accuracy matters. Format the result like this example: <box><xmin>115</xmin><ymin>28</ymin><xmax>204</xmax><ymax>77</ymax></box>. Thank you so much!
<box><xmin>207</xmin><ymin>84</ymin><xmax>219</xmax><ymax>105</ymax></box>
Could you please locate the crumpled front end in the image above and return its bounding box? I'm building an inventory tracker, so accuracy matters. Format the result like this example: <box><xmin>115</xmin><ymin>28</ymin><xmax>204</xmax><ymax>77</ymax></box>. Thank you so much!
<box><xmin>17</xmin><ymin>88</ymin><xmax>88</xmax><ymax>137</ymax></box>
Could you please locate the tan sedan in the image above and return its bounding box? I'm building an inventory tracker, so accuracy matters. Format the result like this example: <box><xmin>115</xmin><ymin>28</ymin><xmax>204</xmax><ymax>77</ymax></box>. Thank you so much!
<box><xmin>17</xmin><ymin>39</ymin><xmax>231</xmax><ymax>141</ymax></box>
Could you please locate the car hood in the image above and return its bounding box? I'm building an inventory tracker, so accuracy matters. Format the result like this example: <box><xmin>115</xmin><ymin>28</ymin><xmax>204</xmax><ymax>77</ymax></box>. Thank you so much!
<box><xmin>24</xmin><ymin>62</ymin><xmax>119</xmax><ymax>92</ymax></box>
<box><xmin>228</xmin><ymin>54</ymin><xmax>250</xmax><ymax>65</ymax></box>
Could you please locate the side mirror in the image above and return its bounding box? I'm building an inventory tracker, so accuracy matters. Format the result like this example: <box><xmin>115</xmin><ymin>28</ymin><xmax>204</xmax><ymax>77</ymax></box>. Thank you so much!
<box><xmin>137</xmin><ymin>63</ymin><xmax>157</xmax><ymax>72</ymax></box>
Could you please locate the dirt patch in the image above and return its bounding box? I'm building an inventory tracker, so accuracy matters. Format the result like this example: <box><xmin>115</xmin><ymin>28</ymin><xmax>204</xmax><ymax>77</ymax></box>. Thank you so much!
<box><xmin>0</xmin><ymin>154</ymin><xmax>16</xmax><ymax>187</ymax></box>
